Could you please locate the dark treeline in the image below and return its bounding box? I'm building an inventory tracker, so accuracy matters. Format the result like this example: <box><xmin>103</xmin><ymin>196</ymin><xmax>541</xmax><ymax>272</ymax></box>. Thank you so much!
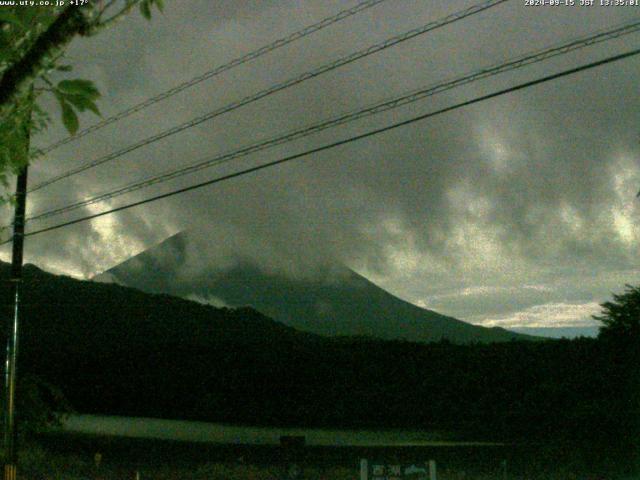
<box><xmin>1</xmin><ymin>263</ymin><xmax>638</xmax><ymax>471</ymax></box>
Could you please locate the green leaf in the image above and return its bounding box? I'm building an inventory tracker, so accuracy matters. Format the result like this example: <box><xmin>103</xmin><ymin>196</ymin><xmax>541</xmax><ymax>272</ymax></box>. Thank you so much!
<box><xmin>140</xmin><ymin>1</ymin><xmax>152</xmax><ymax>20</ymax></box>
<box><xmin>57</xmin><ymin>79</ymin><xmax>100</xmax><ymax>99</ymax></box>
<box><xmin>154</xmin><ymin>0</ymin><xmax>165</xmax><ymax>13</ymax></box>
<box><xmin>60</xmin><ymin>100</ymin><xmax>79</xmax><ymax>135</ymax></box>
<box><xmin>0</xmin><ymin>147</ymin><xmax>10</xmax><ymax>171</ymax></box>
<box><xmin>63</xmin><ymin>93</ymin><xmax>100</xmax><ymax>116</ymax></box>
<box><xmin>0</xmin><ymin>11</ymin><xmax>25</xmax><ymax>29</ymax></box>
<box><xmin>55</xmin><ymin>79</ymin><xmax>101</xmax><ymax>118</ymax></box>
<box><xmin>83</xmin><ymin>99</ymin><xmax>100</xmax><ymax>116</ymax></box>
<box><xmin>55</xmin><ymin>64</ymin><xmax>72</xmax><ymax>72</ymax></box>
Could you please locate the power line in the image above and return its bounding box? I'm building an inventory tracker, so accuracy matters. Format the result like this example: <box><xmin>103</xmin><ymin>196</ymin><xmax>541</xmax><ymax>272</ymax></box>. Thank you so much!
<box><xmin>23</xmin><ymin>18</ymin><xmax>640</xmax><ymax>223</ymax></box>
<box><xmin>28</xmin><ymin>0</ymin><xmax>509</xmax><ymax>193</ymax></box>
<box><xmin>36</xmin><ymin>0</ymin><xmax>390</xmax><ymax>155</ymax></box>
<box><xmin>5</xmin><ymin>46</ymin><xmax>639</xmax><ymax>244</ymax></box>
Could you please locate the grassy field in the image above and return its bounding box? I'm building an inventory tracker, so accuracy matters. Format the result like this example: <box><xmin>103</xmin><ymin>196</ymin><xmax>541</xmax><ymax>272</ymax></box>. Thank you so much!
<box><xmin>8</xmin><ymin>433</ymin><xmax>636</xmax><ymax>479</ymax></box>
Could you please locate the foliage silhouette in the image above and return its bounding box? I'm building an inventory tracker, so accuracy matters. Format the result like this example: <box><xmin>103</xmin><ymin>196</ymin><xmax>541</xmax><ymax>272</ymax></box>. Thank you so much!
<box><xmin>0</xmin><ymin>262</ymin><xmax>636</xmax><ymax>472</ymax></box>
<box><xmin>0</xmin><ymin>1</ymin><xmax>163</xmax><ymax>192</ymax></box>
<box><xmin>595</xmin><ymin>284</ymin><xmax>640</xmax><ymax>342</ymax></box>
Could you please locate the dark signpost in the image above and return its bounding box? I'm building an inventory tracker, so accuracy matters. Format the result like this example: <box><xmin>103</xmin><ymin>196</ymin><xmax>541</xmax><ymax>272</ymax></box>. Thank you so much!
<box><xmin>360</xmin><ymin>459</ymin><xmax>435</xmax><ymax>480</ymax></box>
<box><xmin>280</xmin><ymin>435</ymin><xmax>305</xmax><ymax>480</ymax></box>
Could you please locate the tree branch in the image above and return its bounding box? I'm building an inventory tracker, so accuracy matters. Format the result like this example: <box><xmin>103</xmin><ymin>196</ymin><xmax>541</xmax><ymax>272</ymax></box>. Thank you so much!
<box><xmin>93</xmin><ymin>1</ymin><xmax>138</xmax><ymax>32</ymax></box>
<box><xmin>0</xmin><ymin>6</ymin><xmax>91</xmax><ymax>116</ymax></box>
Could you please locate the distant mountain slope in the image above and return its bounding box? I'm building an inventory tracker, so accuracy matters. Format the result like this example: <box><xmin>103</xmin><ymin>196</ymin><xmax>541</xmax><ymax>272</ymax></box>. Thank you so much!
<box><xmin>0</xmin><ymin>260</ymin><xmax>326</xmax><ymax>421</ymax></box>
<box><xmin>95</xmin><ymin>232</ymin><xmax>535</xmax><ymax>344</ymax></box>
<box><xmin>0</xmin><ymin>260</ymin><xmax>614</xmax><ymax>443</ymax></box>
<box><xmin>511</xmin><ymin>326</ymin><xmax>599</xmax><ymax>339</ymax></box>
<box><xmin>0</xmin><ymin>261</ymin><xmax>317</xmax><ymax>351</ymax></box>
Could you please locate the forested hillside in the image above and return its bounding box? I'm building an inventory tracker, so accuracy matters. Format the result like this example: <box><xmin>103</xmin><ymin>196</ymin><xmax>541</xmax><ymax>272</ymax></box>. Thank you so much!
<box><xmin>0</xmin><ymin>262</ymin><xmax>637</xmax><ymax>467</ymax></box>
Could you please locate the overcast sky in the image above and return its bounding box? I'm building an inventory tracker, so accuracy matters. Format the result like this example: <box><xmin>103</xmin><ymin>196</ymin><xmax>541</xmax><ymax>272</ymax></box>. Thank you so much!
<box><xmin>1</xmin><ymin>0</ymin><xmax>639</xmax><ymax>330</ymax></box>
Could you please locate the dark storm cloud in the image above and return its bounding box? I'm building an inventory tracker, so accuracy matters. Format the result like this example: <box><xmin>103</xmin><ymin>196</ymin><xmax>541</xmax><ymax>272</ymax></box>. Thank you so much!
<box><xmin>1</xmin><ymin>0</ymin><xmax>638</xmax><ymax>326</ymax></box>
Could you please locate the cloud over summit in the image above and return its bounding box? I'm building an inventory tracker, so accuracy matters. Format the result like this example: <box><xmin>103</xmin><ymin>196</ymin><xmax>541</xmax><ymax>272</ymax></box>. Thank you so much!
<box><xmin>2</xmin><ymin>0</ymin><xmax>639</xmax><ymax>329</ymax></box>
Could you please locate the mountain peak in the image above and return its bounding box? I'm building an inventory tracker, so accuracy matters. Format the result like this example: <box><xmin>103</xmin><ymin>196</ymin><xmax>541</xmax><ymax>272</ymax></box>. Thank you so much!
<box><xmin>95</xmin><ymin>231</ymin><xmax>536</xmax><ymax>344</ymax></box>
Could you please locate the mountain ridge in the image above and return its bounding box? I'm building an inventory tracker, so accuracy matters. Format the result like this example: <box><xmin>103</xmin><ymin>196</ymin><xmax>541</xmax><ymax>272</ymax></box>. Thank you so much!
<box><xmin>2</xmin><ymin>258</ymin><xmax>608</xmax><ymax>440</ymax></box>
<box><xmin>94</xmin><ymin>231</ymin><xmax>537</xmax><ymax>344</ymax></box>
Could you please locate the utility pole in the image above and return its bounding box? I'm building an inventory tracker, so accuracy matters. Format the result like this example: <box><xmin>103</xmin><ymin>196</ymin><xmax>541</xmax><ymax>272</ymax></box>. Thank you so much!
<box><xmin>3</xmin><ymin>167</ymin><xmax>27</xmax><ymax>480</ymax></box>
<box><xmin>3</xmin><ymin>94</ymin><xmax>32</xmax><ymax>480</ymax></box>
